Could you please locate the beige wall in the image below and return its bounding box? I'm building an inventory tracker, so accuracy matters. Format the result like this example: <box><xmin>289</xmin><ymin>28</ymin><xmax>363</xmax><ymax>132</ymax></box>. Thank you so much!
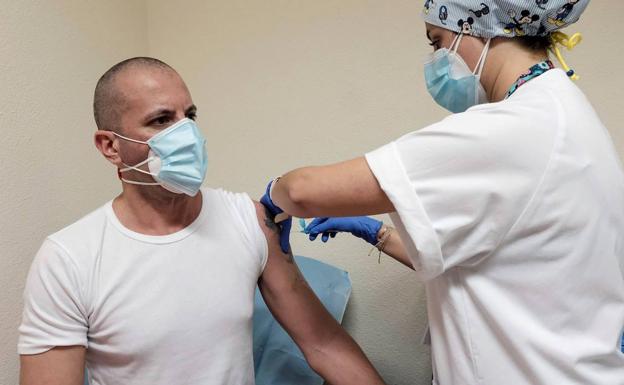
<box><xmin>146</xmin><ymin>1</ymin><xmax>624</xmax><ymax>384</ymax></box>
<box><xmin>0</xmin><ymin>1</ymin><xmax>148</xmax><ymax>384</ymax></box>
<box><xmin>1</xmin><ymin>1</ymin><xmax>623</xmax><ymax>384</ymax></box>
<box><xmin>146</xmin><ymin>2</ymin><xmax>434</xmax><ymax>383</ymax></box>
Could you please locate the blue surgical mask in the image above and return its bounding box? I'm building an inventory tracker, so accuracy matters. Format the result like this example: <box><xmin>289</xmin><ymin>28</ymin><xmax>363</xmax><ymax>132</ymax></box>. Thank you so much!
<box><xmin>114</xmin><ymin>118</ymin><xmax>208</xmax><ymax>196</ymax></box>
<box><xmin>424</xmin><ymin>33</ymin><xmax>491</xmax><ymax>113</ymax></box>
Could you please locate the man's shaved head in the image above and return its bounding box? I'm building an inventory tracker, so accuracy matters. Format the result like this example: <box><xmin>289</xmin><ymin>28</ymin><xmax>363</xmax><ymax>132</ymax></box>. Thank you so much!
<box><xmin>93</xmin><ymin>57</ymin><xmax>176</xmax><ymax>132</ymax></box>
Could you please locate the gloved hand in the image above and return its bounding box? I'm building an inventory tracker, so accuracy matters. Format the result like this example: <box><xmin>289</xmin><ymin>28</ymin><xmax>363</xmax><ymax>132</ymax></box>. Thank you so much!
<box><xmin>305</xmin><ymin>216</ymin><xmax>383</xmax><ymax>246</ymax></box>
<box><xmin>260</xmin><ymin>180</ymin><xmax>292</xmax><ymax>254</ymax></box>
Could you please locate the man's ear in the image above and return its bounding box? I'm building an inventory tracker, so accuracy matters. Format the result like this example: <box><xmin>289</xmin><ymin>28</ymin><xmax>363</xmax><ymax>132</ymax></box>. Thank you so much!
<box><xmin>94</xmin><ymin>130</ymin><xmax>123</xmax><ymax>167</ymax></box>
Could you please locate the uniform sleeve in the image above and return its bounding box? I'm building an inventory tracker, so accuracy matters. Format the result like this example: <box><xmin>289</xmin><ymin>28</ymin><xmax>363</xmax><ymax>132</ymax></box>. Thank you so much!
<box><xmin>18</xmin><ymin>238</ymin><xmax>89</xmax><ymax>355</ymax></box>
<box><xmin>365</xmin><ymin>111</ymin><xmax>554</xmax><ymax>281</ymax></box>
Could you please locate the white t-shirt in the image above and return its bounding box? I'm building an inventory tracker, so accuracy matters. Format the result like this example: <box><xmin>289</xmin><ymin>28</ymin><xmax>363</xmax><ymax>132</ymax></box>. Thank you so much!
<box><xmin>366</xmin><ymin>69</ymin><xmax>624</xmax><ymax>384</ymax></box>
<box><xmin>19</xmin><ymin>188</ymin><xmax>268</xmax><ymax>385</ymax></box>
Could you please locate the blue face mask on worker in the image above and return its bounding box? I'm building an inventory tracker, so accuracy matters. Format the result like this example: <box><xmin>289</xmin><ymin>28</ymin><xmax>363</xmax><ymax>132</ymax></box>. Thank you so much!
<box><xmin>113</xmin><ymin>118</ymin><xmax>208</xmax><ymax>196</ymax></box>
<box><xmin>424</xmin><ymin>33</ymin><xmax>491</xmax><ymax>113</ymax></box>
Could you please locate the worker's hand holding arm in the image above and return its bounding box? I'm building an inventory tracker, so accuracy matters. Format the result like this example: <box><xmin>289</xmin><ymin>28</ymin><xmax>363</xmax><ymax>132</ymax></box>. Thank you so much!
<box><xmin>254</xmin><ymin>201</ymin><xmax>386</xmax><ymax>385</ymax></box>
<box><xmin>260</xmin><ymin>181</ymin><xmax>292</xmax><ymax>253</ymax></box>
<box><xmin>261</xmin><ymin>157</ymin><xmax>395</xmax><ymax>255</ymax></box>
<box><xmin>305</xmin><ymin>217</ymin><xmax>414</xmax><ymax>270</ymax></box>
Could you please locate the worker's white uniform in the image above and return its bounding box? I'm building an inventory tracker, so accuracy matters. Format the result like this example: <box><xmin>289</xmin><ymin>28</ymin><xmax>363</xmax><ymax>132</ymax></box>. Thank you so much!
<box><xmin>18</xmin><ymin>188</ymin><xmax>268</xmax><ymax>385</ymax></box>
<box><xmin>366</xmin><ymin>69</ymin><xmax>624</xmax><ymax>384</ymax></box>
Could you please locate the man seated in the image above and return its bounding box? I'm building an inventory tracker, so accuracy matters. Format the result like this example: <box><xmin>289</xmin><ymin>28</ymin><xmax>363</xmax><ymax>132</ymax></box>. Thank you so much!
<box><xmin>18</xmin><ymin>57</ymin><xmax>385</xmax><ymax>385</ymax></box>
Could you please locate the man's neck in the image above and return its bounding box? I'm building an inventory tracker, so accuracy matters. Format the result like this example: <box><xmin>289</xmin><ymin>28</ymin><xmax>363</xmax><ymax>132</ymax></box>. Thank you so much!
<box><xmin>112</xmin><ymin>185</ymin><xmax>203</xmax><ymax>236</ymax></box>
<box><xmin>482</xmin><ymin>40</ymin><xmax>549</xmax><ymax>103</ymax></box>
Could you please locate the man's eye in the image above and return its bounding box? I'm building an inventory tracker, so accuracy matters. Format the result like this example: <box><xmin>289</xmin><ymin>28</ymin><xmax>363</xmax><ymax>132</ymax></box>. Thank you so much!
<box><xmin>153</xmin><ymin>116</ymin><xmax>170</xmax><ymax>125</ymax></box>
<box><xmin>187</xmin><ymin>113</ymin><xmax>198</xmax><ymax>121</ymax></box>
<box><xmin>429</xmin><ymin>41</ymin><xmax>440</xmax><ymax>50</ymax></box>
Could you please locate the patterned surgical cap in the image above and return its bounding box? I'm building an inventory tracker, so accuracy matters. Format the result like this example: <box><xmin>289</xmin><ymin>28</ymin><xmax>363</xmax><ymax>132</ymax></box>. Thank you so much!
<box><xmin>422</xmin><ymin>0</ymin><xmax>589</xmax><ymax>38</ymax></box>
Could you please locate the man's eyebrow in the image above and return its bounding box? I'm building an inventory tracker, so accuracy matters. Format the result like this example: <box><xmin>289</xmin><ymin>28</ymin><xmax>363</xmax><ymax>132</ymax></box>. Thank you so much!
<box><xmin>185</xmin><ymin>105</ymin><xmax>197</xmax><ymax>114</ymax></box>
<box><xmin>143</xmin><ymin>105</ymin><xmax>197</xmax><ymax>123</ymax></box>
<box><xmin>143</xmin><ymin>108</ymin><xmax>175</xmax><ymax>122</ymax></box>
<box><xmin>426</xmin><ymin>30</ymin><xmax>433</xmax><ymax>41</ymax></box>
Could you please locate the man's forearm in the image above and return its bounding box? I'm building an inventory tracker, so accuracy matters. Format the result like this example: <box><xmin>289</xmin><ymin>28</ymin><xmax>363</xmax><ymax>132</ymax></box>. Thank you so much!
<box><xmin>255</xmin><ymin>198</ymin><xmax>385</xmax><ymax>385</ymax></box>
<box><xmin>305</xmin><ymin>327</ymin><xmax>386</xmax><ymax>385</ymax></box>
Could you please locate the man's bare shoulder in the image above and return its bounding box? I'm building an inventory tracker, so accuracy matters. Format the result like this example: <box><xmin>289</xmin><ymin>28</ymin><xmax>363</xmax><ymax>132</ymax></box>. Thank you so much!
<box><xmin>251</xmin><ymin>200</ymin><xmax>281</xmax><ymax>243</ymax></box>
<box><xmin>250</xmin><ymin>199</ymin><xmax>299</xmax><ymax>270</ymax></box>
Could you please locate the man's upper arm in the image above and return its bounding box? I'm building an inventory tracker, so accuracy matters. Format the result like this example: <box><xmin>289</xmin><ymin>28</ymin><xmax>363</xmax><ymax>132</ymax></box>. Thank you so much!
<box><xmin>19</xmin><ymin>239</ymin><xmax>89</xmax><ymax>384</ymax></box>
<box><xmin>20</xmin><ymin>346</ymin><xmax>85</xmax><ymax>385</ymax></box>
<box><xmin>253</xmin><ymin>201</ymin><xmax>342</xmax><ymax>354</ymax></box>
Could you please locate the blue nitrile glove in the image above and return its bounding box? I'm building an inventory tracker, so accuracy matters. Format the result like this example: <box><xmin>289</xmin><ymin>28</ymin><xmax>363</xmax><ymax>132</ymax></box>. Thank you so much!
<box><xmin>260</xmin><ymin>180</ymin><xmax>292</xmax><ymax>254</ymax></box>
<box><xmin>305</xmin><ymin>216</ymin><xmax>383</xmax><ymax>245</ymax></box>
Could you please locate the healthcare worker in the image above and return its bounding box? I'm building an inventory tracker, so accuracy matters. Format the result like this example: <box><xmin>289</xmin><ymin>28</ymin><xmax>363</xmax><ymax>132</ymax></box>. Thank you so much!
<box><xmin>259</xmin><ymin>1</ymin><xmax>624</xmax><ymax>384</ymax></box>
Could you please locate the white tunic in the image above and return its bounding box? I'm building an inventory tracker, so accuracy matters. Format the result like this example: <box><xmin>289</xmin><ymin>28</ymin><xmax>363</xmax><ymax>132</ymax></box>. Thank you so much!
<box><xmin>19</xmin><ymin>188</ymin><xmax>268</xmax><ymax>385</ymax></box>
<box><xmin>366</xmin><ymin>69</ymin><xmax>624</xmax><ymax>384</ymax></box>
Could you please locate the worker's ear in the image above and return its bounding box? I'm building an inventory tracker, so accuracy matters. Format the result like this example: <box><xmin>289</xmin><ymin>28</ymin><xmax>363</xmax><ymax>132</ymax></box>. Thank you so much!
<box><xmin>94</xmin><ymin>130</ymin><xmax>123</xmax><ymax>167</ymax></box>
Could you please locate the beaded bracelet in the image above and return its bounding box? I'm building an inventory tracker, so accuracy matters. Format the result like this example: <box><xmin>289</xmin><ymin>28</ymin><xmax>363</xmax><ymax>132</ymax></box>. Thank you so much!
<box><xmin>369</xmin><ymin>225</ymin><xmax>393</xmax><ymax>264</ymax></box>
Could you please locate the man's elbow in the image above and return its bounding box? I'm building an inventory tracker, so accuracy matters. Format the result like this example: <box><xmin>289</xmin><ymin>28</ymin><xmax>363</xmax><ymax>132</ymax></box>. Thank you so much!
<box><xmin>297</xmin><ymin>326</ymin><xmax>342</xmax><ymax>373</ymax></box>
<box><xmin>300</xmin><ymin>343</ymin><xmax>330</xmax><ymax>376</ymax></box>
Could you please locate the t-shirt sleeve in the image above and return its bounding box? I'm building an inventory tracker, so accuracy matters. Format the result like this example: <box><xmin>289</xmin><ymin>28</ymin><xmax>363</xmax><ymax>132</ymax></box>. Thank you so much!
<box><xmin>228</xmin><ymin>192</ymin><xmax>269</xmax><ymax>276</ymax></box>
<box><xmin>18</xmin><ymin>238</ymin><xmax>89</xmax><ymax>355</ymax></box>
<box><xmin>365</xmin><ymin>111</ymin><xmax>553</xmax><ymax>281</ymax></box>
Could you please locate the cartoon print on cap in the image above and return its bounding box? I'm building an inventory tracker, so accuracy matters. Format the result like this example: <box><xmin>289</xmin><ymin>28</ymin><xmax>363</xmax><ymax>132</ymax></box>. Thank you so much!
<box><xmin>458</xmin><ymin>16</ymin><xmax>475</xmax><ymax>35</ymax></box>
<box><xmin>469</xmin><ymin>3</ymin><xmax>490</xmax><ymax>18</ymax></box>
<box><xmin>424</xmin><ymin>0</ymin><xmax>436</xmax><ymax>15</ymax></box>
<box><xmin>422</xmin><ymin>0</ymin><xmax>588</xmax><ymax>39</ymax></box>
<box><xmin>548</xmin><ymin>0</ymin><xmax>581</xmax><ymax>27</ymax></box>
<box><xmin>439</xmin><ymin>5</ymin><xmax>448</xmax><ymax>25</ymax></box>
<box><xmin>503</xmin><ymin>9</ymin><xmax>540</xmax><ymax>36</ymax></box>
<box><xmin>536</xmin><ymin>0</ymin><xmax>549</xmax><ymax>11</ymax></box>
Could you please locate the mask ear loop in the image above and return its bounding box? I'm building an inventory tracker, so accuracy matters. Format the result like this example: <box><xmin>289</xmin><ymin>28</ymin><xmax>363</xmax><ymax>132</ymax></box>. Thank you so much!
<box><xmin>118</xmin><ymin>156</ymin><xmax>161</xmax><ymax>186</ymax></box>
<box><xmin>113</xmin><ymin>131</ymin><xmax>157</xmax><ymax>174</ymax></box>
<box><xmin>473</xmin><ymin>38</ymin><xmax>492</xmax><ymax>78</ymax></box>
<box><xmin>112</xmin><ymin>132</ymin><xmax>161</xmax><ymax>185</ymax></box>
<box><xmin>450</xmin><ymin>33</ymin><xmax>463</xmax><ymax>54</ymax></box>
<box><xmin>113</xmin><ymin>132</ymin><xmax>149</xmax><ymax>145</ymax></box>
<box><xmin>120</xmin><ymin>179</ymin><xmax>161</xmax><ymax>186</ymax></box>
<box><xmin>119</xmin><ymin>156</ymin><xmax>156</xmax><ymax>175</ymax></box>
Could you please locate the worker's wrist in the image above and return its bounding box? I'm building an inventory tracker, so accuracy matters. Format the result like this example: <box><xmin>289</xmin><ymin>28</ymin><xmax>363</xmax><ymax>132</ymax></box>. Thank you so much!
<box><xmin>373</xmin><ymin>224</ymin><xmax>393</xmax><ymax>256</ymax></box>
<box><xmin>376</xmin><ymin>224</ymin><xmax>389</xmax><ymax>242</ymax></box>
